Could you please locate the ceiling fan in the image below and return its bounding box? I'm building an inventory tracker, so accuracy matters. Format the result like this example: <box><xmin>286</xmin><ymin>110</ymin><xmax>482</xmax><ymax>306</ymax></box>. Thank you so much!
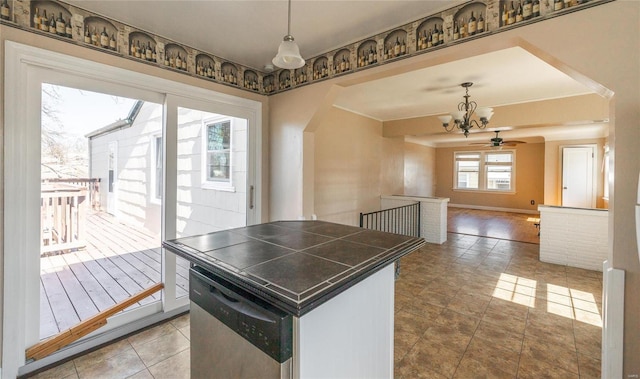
<box><xmin>471</xmin><ymin>131</ymin><xmax>526</xmax><ymax>148</ymax></box>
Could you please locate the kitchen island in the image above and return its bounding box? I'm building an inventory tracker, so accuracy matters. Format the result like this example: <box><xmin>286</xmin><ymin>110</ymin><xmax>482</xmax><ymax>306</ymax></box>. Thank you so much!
<box><xmin>163</xmin><ymin>220</ymin><xmax>425</xmax><ymax>378</ymax></box>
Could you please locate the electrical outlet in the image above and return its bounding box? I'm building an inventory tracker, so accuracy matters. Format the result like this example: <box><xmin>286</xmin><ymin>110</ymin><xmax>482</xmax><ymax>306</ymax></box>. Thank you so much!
<box><xmin>530</xmin><ymin>200</ymin><xmax>535</xmax><ymax>205</ymax></box>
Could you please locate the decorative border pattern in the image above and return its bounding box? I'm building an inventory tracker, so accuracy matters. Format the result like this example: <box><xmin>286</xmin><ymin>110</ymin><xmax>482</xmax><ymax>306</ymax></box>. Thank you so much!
<box><xmin>0</xmin><ymin>0</ymin><xmax>609</xmax><ymax>96</ymax></box>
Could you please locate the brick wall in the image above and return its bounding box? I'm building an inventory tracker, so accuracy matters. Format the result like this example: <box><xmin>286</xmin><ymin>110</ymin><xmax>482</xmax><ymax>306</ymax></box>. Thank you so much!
<box><xmin>539</xmin><ymin>206</ymin><xmax>608</xmax><ymax>271</ymax></box>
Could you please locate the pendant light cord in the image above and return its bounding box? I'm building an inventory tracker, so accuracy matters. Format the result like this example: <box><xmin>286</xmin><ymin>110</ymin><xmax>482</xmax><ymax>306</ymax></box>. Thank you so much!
<box><xmin>287</xmin><ymin>0</ymin><xmax>292</xmax><ymax>36</ymax></box>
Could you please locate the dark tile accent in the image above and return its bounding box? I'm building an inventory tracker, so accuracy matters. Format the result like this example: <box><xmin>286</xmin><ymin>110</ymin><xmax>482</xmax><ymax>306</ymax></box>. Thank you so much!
<box><xmin>171</xmin><ymin>232</ymin><xmax>250</xmax><ymax>252</ymax></box>
<box><xmin>231</xmin><ymin>224</ymin><xmax>292</xmax><ymax>239</ymax></box>
<box><xmin>270</xmin><ymin>220</ymin><xmax>335</xmax><ymax>231</ymax></box>
<box><xmin>343</xmin><ymin>229</ymin><xmax>414</xmax><ymax>249</ymax></box>
<box><xmin>304</xmin><ymin>223</ymin><xmax>363</xmax><ymax>238</ymax></box>
<box><xmin>304</xmin><ymin>239</ymin><xmax>384</xmax><ymax>266</ymax></box>
<box><xmin>203</xmin><ymin>240</ymin><xmax>295</xmax><ymax>269</ymax></box>
<box><xmin>246</xmin><ymin>253</ymin><xmax>349</xmax><ymax>294</ymax></box>
<box><xmin>263</xmin><ymin>231</ymin><xmax>333</xmax><ymax>250</ymax></box>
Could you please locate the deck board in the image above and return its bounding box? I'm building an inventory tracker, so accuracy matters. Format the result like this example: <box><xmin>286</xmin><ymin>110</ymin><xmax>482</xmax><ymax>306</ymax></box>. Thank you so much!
<box><xmin>38</xmin><ymin>211</ymin><xmax>182</xmax><ymax>340</ymax></box>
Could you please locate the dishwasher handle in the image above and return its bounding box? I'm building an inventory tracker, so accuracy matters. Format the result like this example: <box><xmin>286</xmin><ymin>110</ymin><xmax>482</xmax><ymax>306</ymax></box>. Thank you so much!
<box><xmin>208</xmin><ymin>282</ymin><xmax>277</xmax><ymax>324</ymax></box>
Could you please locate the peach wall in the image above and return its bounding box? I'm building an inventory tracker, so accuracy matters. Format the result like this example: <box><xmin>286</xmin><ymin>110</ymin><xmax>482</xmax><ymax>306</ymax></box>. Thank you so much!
<box><xmin>313</xmin><ymin>107</ymin><xmax>403</xmax><ymax>225</ymax></box>
<box><xmin>544</xmin><ymin>138</ymin><xmax>607</xmax><ymax>208</ymax></box>
<box><xmin>435</xmin><ymin>143</ymin><xmax>545</xmax><ymax>212</ymax></box>
<box><xmin>2</xmin><ymin>0</ymin><xmax>640</xmax><ymax>374</ymax></box>
<box><xmin>268</xmin><ymin>4</ymin><xmax>640</xmax><ymax>372</ymax></box>
<box><xmin>403</xmin><ymin>142</ymin><xmax>436</xmax><ymax>197</ymax></box>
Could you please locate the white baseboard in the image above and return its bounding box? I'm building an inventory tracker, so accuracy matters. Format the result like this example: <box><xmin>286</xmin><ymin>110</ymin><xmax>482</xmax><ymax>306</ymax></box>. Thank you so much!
<box><xmin>448</xmin><ymin>203</ymin><xmax>539</xmax><ymax>215</ymax></box>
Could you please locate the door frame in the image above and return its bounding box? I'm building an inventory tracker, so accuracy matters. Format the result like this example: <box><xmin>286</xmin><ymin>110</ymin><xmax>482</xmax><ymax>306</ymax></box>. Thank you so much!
<box><xmin>107</xmin><ymin>140</ymin><xmax>118</xmax><ymax>216</ymax></box>
<box><xmin>560</xmin><ymin>144</ymin><xmax>597</xmax><ymax>208</ymax></box>
<box><xmin>3</xmin><ymin>41</ymin><xmax>263</xmax><ymax>378</ymax></box>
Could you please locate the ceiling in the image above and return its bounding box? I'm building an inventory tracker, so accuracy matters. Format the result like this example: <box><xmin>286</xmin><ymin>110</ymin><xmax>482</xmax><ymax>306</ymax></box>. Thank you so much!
<box><xmin>64</xmin><ymin>0</ymin><xmax>463</xmax><ymax>71</ymax></box>
<box><xmin>64</xmin><ymin>1</ymin><xmax>608</xmax><ymax>147</ymax></box>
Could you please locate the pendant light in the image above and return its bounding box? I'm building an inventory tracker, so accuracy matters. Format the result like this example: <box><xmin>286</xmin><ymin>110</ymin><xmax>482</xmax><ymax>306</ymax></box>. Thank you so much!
<box><xmin>272</xmin><ymin>0</ymin><xmax>305</xmax><ymax>69</ymax></box>
<box><xmin>438</xmin><ymin>82</ymin><xmax>493</xmax><ymax>137</ymax></box>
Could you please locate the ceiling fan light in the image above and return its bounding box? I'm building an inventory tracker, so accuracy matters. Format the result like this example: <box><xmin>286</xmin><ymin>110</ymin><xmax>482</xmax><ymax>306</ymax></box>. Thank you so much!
<box><xmin>438</xmin><ymin>115</ymin><xmax>452</xmax><ymax>125</ymax></box>
<box><xmin>272</xmin><ymin>36</ymin><xmax>305</xmax><ymax>69</ymax></box>
<box><xmin>451</xmin><ymin>111</ymin><xmax>466</xmax><ymax>122</ymax></box>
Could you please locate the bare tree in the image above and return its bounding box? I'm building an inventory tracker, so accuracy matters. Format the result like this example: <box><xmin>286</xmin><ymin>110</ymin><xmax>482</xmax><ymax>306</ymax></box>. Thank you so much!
<box><xmin>41</xmin><ymin>84</ymin><xmax>68</xmax><ymax>165</ymax></box>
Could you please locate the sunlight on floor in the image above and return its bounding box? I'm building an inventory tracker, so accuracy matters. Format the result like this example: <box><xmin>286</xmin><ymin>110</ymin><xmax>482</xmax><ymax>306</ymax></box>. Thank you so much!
<box><xmin>547</xmin><ymin>283</ymin><xmax>602</xmax><ymax>327</ymax></box>
<box><xmin>492</xmin><ymin>273</ymin><xmax>537</xmax><ymax>307</ymax></box>
<box><xmin>492</xmin><ymin>273</ymin><xmax>602</xmax><ymax>327</ymax></box>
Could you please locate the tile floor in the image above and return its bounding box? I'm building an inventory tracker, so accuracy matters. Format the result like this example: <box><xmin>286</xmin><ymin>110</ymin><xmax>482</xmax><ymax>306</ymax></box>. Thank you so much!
<box><xmin>32</xmin><ymin>233</ymin><xmax>602</xmax><ymax>379</ymax></box>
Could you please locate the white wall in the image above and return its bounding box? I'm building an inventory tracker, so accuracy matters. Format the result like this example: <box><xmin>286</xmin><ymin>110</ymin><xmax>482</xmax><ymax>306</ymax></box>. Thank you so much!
<box><xmin>175</xmin><ymin>109</ymin><xmax>248</xmax><ymax>236</ymax></box>
<box><xmin>89</xmin><ymin>105</ymin><xmax>248</xmax><ymax>236</ymax></box>
<box><xmin>89</xmin><ymin>102</ymin><xmax>163</xmax><ymax>234</ymax></box>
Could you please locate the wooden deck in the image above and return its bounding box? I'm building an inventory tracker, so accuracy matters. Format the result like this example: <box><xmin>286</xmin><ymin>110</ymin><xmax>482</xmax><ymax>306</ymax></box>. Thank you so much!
<box><xmin>39</xmin><ymin>211</ymin><xmax>190</xmax><ymax>340</ymax></box>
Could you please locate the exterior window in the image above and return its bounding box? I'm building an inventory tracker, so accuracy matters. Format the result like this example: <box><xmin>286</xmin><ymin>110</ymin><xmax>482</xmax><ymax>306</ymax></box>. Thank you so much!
<box><xmin>455</xmin><ymin>153</ymin><xmax>480</xmax><ymax>189</ymax></box>
<box><xmin>154</xmin><ymin>136</ymin><xmax>163</xmax><ymax>200</ymax></box>
<box><xmin>454</xmin><ymin>151</ymin><xmax>515</xmax><ymax>192</ymax></box>
<box><xmin>205</xmin><ymin>120</ymin><xmax>231</xmax><ymax>183</ymax></box>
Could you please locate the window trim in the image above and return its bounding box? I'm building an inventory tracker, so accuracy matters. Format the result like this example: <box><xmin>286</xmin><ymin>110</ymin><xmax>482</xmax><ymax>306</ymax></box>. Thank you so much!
<box><xmin>453</xmin><ymin>150</ymin><xmax>516</xmax><ymax>193</ymax></box>
<box><xmin>201</xmin><ymin>117</ymin><xmax>235</xmax><ymax>192</ymax></box>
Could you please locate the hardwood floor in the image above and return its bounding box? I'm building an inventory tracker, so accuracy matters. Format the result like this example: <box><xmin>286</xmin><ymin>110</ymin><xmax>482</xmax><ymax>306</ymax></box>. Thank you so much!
<box><xmin>447</xmin><ymin>207</ymin><xmax>540</xmax><ymax>244</ymax></box>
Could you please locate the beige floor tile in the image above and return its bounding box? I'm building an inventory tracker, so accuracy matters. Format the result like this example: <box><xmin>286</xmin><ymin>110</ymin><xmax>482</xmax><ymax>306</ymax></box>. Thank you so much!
<box><xmin>75</xmin><ymin>348</ymin><xmax>146</xmax><ymax>379</ymax></box>
<box><xmin>126</xmin><ymin>369</ymin><xmax>154</xmax><ymax>379</ymax></box>
<box><xmin>169</xmin><ymin>312</ymin><xmax>190</xmax><ymax>329</ymax></box>
<box><xmin>517</xmin><ymin>352</ymin><xmax>579</xmax><ymax>379</ymax></box>
<box><xmin>394</xmin><ymin>330</ymin><xmax>421</xmax><ymax>363</ymax></box>
<box><xmin>73</xmin><ymin>339</ymin><xmax>133</xmax><ymax>373</ymax></box>
<box><xmin>395</xmin><ymin>310</ymin><xmax>432</xmax><ymax>336</ymax></box>
<box><xmin>31</xmin><ymin>360</ymin><xmax>77</xmax><ymax>379</ymax></box>
<box><xmin>398</xmin><ymin>337</ymin><xmax>464</xmax><ymax>378</ymax></box>
<box><xmin>446</xmin><ymin>291</ymin><xmax>491</xmax><ymax>318</ymax></box>
<box><xmin>147</xmin><ymin>349</ymin><xmax>190</xmax><ymax>379</ymax></box>
<box><xmin>127</xmin><ymin>322</ymin><xmax>179</xmax><ymax>349</ymax></box>
<box><xmin>453</xmin><ymin>355</ymin><xmax>515</xmax><ymax>379</ymax></box>
<box><xmin>481</xmin><ymin>301</ymin><xmax>528</xmax><ymax>335</ymax></box>
<box><xmin>521</xmin><ymin>336</ymin><xmax>579</xmax><ymax>374</ymax></box>
<box><xmin>395</xmin><ymin>357</ymin><xmax>448</xmax><ymax>379</ymax></box>
<box><xmin>401</xmin><ymin>298</ymin><xmax>445</xmax><ymax>321</ymax></box>
<box><xmin>33</xmin><ymin>223</ymin><xmax>605</xmax><ymax>379</ymax></box>
<box><xmin>473</xmin><ymin>320</ymin><xmax>524</xmax><ymax>353</ymax></box>
<box><xmin>422</xmin><ymin>324</ymin><xmax>474</xmax><ymax>355</ymax></box>
<box><xmin>179</xmin><ymin>325</ymin><xmax>190</xmax><ymax>341</ymax></box>
<box><xmin>133</xmin><ymin>328</ymin><xmax>190</xmax><ymax>367</ymax></box>
<box><xmin>578</xmin><ymin>352</ymin><xmax>601</xmax><ymax>379</ymax></box>
<box><xmin>463</xmin><ymin>335</ymin><xmax>520</xmax><ymax>374</ymax></box>
<box><xmin>574</xmin><ymin>321</ymin><xmax>602</xmax><ymax>359</ymax></box>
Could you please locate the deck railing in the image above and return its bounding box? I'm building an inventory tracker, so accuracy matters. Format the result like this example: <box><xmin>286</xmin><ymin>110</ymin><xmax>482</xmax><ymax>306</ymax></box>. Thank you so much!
<box><xmin>43</xmin><ymin>178</ymin><xmax>101</xmax><ymax>210</ymax></box>
<box><xmin>359</xmin><ymin>202</ymin><xmax>421</xmax><ymax>237</ymax></box>
<box><xmin>40</xmin><ymin>178</ymin><xmax>100</xmax><ymax>255</ymax></box>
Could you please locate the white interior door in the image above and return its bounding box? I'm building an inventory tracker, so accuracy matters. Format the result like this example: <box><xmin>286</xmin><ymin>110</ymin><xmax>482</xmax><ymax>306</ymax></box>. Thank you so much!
<box><xmin>562</xmin><ymin>146</ymin><xmax>596</xmax><ymax>208</ymax></box>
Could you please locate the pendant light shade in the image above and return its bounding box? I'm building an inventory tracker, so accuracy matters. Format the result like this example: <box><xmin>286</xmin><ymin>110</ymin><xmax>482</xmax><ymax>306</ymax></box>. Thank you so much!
<box><xmin>273</xmin><ymin>35</ymin><xmax>305</xmax><ymax>69</ymax></box>
<box><xmin>272</xmin><ymin>0</ymin><xmax>305</xmax><ymax>69</ymax></box>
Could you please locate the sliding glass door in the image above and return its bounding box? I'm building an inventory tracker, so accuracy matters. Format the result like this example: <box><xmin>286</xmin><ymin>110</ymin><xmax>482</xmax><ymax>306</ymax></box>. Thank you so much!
<box><xmin>3</xmin><ymin>42</ymin><xmax>262</xmax><ymax>378</ymax></box>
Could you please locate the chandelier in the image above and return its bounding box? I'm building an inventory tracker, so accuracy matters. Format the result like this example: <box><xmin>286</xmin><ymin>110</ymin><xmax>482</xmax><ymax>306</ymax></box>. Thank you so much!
<box><xmin>438</xmin><ymin>82</ymin><xmax>494</xmax><ymax>137</ymax></box>
<box><xmin>272</xmin><ymin>0</ymin><xmax>305</xmax><ymax>69</ymax></box>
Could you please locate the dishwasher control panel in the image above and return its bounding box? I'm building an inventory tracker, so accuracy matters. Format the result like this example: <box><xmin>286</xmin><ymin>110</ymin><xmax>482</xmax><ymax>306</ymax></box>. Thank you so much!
<box><xmin>190</xmin><ymin>266</ymin><xmax>293</xmax><ymax>363</ymax></box>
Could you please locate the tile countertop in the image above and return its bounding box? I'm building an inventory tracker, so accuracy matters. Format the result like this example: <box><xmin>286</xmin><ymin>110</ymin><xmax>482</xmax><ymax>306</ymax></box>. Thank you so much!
<box><xmin>162</xmin><ymin>220</ymin><xmax>425</xmax><ymax>316</ymax></box>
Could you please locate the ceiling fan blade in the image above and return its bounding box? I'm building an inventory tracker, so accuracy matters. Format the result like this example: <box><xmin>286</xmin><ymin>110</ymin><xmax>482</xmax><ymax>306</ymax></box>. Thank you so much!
<box><xmin>503</xmin><ymin>140</ymin><xmax>527</xmax><ymax>144</ymax></box>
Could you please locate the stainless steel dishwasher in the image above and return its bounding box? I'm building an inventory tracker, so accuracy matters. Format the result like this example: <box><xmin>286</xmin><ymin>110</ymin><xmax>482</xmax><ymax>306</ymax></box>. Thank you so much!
<box><xmin>189</xmin><ymin>266</ymin><xmax>293</xmax><ymax>379</ymax></box>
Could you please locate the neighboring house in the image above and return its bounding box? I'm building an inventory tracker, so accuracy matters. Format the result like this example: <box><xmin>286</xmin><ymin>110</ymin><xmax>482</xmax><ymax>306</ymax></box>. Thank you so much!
<box><xmin>86</xmin><ymin>101</ymin><xmax>248</xmax><ymax>236</ymax></box>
